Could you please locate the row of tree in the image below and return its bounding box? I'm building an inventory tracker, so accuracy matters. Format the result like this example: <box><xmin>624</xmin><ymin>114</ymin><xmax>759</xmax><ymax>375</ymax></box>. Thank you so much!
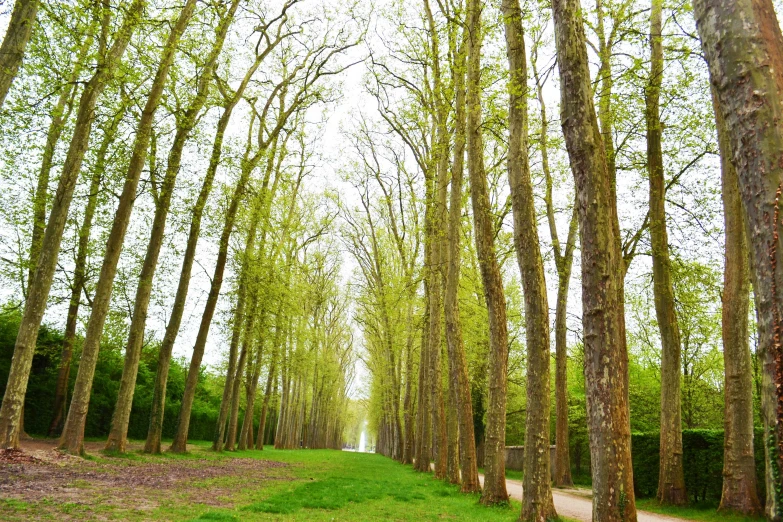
<box><xmin>0</xmin><ymin>0</ymin><xmax>358</xmax><ymax>459</ymax></box>
<box><xmin>348</xmin><ymin>0</ymin><xmax>783</xmax><ymax>521</ymax></box>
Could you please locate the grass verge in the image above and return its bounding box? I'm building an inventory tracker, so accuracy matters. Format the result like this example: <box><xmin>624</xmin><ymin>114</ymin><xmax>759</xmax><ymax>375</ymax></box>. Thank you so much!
<box><xmin>635</xmin><ymin>498</ymin><xmax>764</xmax><ymax>522</ymax></box>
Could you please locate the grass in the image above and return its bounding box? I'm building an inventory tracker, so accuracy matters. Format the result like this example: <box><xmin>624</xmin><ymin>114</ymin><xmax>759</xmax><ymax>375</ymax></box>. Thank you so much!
<box><xmin>192</xmin><ymin>446</ymin><xmax>528</xmax><ymax>521</ymax></box>
<box><xmin>635</xmin><ymin>499</ymin><xmax>765</xmax><ymax>522</ymax></box>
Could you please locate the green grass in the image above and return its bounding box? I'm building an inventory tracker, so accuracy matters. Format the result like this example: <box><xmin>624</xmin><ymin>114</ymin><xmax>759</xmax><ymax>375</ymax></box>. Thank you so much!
<box><xmin>635</xmin><ymin>499</ymin><xmax>765</xmax><ymax>522</ymax></box>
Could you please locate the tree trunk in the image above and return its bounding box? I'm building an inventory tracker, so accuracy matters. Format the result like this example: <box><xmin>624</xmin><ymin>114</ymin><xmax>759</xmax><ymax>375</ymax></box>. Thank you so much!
<box><xmin>0</xmin><ymin>0</ymin><xmax>145</xmax><ymax>450</ymax></box>
<box><xmin>422</xmin><ymin>0</ymin><xmax>448</xmax><ymax>480</ymax></box>
<box><xmin>59</xmin><ymin>0</ymin><xmax>199</xmax><ymax>455</ymax></box>
<box><xmin>646</xmin><ymin>0</ymin><xmax>686</xmax><ymax>505</ymax></box>
<box><xmin>693</xmin><ymin>2</ymin><xmax>783</xmax><ymax>517</ymax></box>
<box><xmin>466</xmin><ymin>0</ymin><xmax>509</xmax><ymax>505</ymax></box>
<box><xmin>48</xmin><ymin>107</ymin><xmax>125</xmax><ymax>437</ymax></box>
<box><xmin>169</xmin><ymin>166</ymin><xmax>255</xmax><ymax>453</ymax></box>
<box><xmin>712</xmin><ymin>88</ymin><xmax>762</xmax><ymax>515</ymax></box>
<box><xmin>444</xmin><ymin>20</ymin><xmax>479</xmax><ymax>494</ymax></box>
<box><xmin>0</xmin><ymin>0</ymin><xmax>40</xmax><ymax>109</ymax></box>
<box><xmin>402</xmin><ymin>303</ymin><xmax>416</xmax><ymax>464</ymax></box>
<box><xmin>414</xmin><ymin>232</ymin><xmax>432</xmax><ymax>470</ymax></box>
<box><xmin>551</xmin><ymin>0</ymin><xmax>637</xmax><ymax>519</ymax></box>
<box><xmin>501</xmin><ymin>0</ymin><xmax>556</xmax><ymax>518</ymax></box>
<box><xmin>226</xmin><ymin>340</ymin><xmax>249</xmax><ymax>451</ymax></box>
<box><xmin>239</xmin><ymin>343</ymin><xmax>263</xmax><ymax>451</ymax></box>
<box><xmin>534</xmin><ymin>37</ymin><xmax>577</xmax><ymax>487</ymax></box>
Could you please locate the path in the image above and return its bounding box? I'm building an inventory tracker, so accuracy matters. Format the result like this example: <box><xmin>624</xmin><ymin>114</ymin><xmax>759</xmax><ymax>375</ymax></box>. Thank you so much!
<box><xmin>477</xmin><ymin>474</ymin><xmax>685</xmax><ymax>522</ymax></box>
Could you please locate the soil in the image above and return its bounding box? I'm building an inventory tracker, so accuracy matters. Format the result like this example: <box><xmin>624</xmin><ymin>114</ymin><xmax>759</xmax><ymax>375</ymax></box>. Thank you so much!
<box><xmin>0</xmin><ymin>438</ymin><xmax>289</xmax><ymax>519</ymax></box>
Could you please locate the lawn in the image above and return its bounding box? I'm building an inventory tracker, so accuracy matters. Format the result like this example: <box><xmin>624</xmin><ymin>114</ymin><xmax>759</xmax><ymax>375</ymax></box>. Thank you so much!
<box><xmin>0</xmin><ymin>440</ymin><xmax>529</xmax><ymax>521</ymax></box>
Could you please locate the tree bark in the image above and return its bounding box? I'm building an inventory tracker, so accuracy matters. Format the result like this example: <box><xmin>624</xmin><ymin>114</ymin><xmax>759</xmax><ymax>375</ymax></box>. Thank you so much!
<box><xmin>0</xmin><ymin>0</ymin><xmax>145</xmax><ymax>450</ymax></box>
<box><xmin>501</xmin><ymin>0</ymin><xmax>556</xmax><ymax>518</ymax></box>
<box><xmin>693</xmin><ymin>2</ymin><xmax>783</xmax><ymax>517</ymax></box>
<box><xmin>0</xmin><ymin>0</ymin><xmax>40</xmax><ymax>109</ymax></box>
<box><xmin>444</xmin><ymin>19</ymin><xmax>479</xmax><ymax>494</ymax></box>
<box><xmin>551</xmin><ymin>0</ymin><xmax>637</xmax><ymax>519</ymax></box>
<box><xmin>466</xmin><ymin>0</ymin><xmax>509</xmax><ymax>506</ymax></box>
<box><xmin>712</xmin><ymin>87</ymin><xmax>762</xmax><ymax>516</ymax></box>
<box><xmin>226</xmin><ymin>336</ymin><xmax>250</xmax><ymax>451</ymax></box>
<box><xmin>646</xmin><ymin>0</ymin><xmax>686</xmax><ymax>505</ymax></box>
<box><xmin>59</xmin><ymin>0</ymin><xmax>200</xmax><ymax>455</ymax></box>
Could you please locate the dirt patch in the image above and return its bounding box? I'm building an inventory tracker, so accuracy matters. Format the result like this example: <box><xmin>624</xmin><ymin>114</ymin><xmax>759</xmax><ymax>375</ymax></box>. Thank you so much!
<box><xmin>0</xmin><ymin>438</ymin><xmax>290</xmax><ymax>518</ymax></box>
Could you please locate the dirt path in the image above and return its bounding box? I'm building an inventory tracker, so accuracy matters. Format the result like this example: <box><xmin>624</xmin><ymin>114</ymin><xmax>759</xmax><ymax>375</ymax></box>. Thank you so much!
<box><xmin>0</xmin><ymin>439</ymin><xmax>288</xmax><ymax>520</ymax></box>
<box><xmin>478</xmin><ymin>474</ymin><xmax>685</xmax><ymax>522</ymax></box>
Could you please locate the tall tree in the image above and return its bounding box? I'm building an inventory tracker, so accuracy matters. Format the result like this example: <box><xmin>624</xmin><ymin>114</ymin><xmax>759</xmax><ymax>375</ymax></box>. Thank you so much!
<box><xmin>693</xmin><ymin>1</ymin><xmax>783</xmax><ymax>518</ymax></box>
<box><xmin>646</xmin><ymin>0</ymin><xmax>685</xmax><ymax>505</ymax></box>
<box><xmin>531</xmin><ymin>19</ymin><xmax>578</xmax><ymax>487</ymax></box>
<box><xmin>423</xmin><ymin>0</ymin><xmax>449</xmax><ymax>480</ymax></box>
<box><xmin>59</xmin><ymin>0</ymin><xmax>200</xmax><ymax>454</ymax></box>
<box><xmin>551</xmin><ymin>0</ymin><xmax>637</xmax><ymax>519</ymax></box>
<box><xmin>143</xmin><ymin>12</ymin><xmax>292</xmax><ymax>451</ymax></box>
<box><xmin>712</xmin><ymin>87</ymin><xmax>761</xmax><ymax>515</ymax></box>
<box><xmin>501</xmin><ymin>0</ymin><xmax>556</xmax><ymax>518</ymax></box>
<box><xmin>466</xmin><ymin>0</ymin><xmax>509</xmax><ymax>506</ymax></box>
<box><xmin>0</xmin><ymin>0</ymin><xmax>145</xmax><ymax>449</ymax></box>
<box><xmin>444</xmin><ymin>15</ymin><xmax>479</xmax><ymax>494</ymax></box>
<box><xmin>0</xmin><ymin>0</ymin><xmax>40</xmax><ymax>109</ymax></box>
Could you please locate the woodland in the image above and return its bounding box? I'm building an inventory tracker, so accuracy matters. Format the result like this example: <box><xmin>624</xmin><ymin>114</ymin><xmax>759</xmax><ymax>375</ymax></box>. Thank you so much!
<box><xmin>0</xmin><ymin>0</ymin><xmax>782</xmax><ymax>521</ymax></box>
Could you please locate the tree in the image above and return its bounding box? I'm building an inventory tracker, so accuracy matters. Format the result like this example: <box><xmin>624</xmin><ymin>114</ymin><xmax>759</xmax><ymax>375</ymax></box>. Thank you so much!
<box><xmin>466</xmin><ymin>0</ymin><xmax>509</xmax><ymax>506</ymax></box>
<box><xmin>646</xmin><ymin>0</ymin><xmax>685</xmax><ymax>505</ymax></box>
<box><xmin>168</xmin><ymin>25</ymin><xmax>359</xmax><ymax>451</ymax></box>
<box><xmin>501</xmin><ymin>0</ymin><xmax>556</xmax><ymax>518</ymax></box>
<box><xmin>693</xmin><ymin>1</ymin><xmax>783</xmax><ymax>518</ymax></box>
<box><xmin>48</xmin><ymin>100</ymin><xmax>129</xmax><ymax>437</ymax></box>
<box><xmin>530</xmin><ymin>10</ymin><xmax>577</xmax><ymax>487</ymax></box>
<box><xmin>422</xmin><ymin>0</ymin><xmax>449</xmax><ymax>480</ymax></box>
<box><xmin>551</xmin><ymin>0</ymin><xmax>637</xmax><ymax>519</ymax></box>
<box><xmin>712</xmin><ymin>86</ymin><xmax>761</xmax><ymax>515</ymax></box>
<box><xmin>443</xmin><ymin>10</ymin><xmax>479</xmax><ymax>494</ymax></box>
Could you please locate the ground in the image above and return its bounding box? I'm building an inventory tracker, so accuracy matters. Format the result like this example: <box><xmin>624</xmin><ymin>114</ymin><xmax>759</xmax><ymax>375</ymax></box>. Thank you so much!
<box><xmin>0</xmin><ymin>439</ymin><xmax>766</xmax><ymax>521</ymax></box>
<box><xmin>1</xmin><ymin>439</ymin><xmax>527</xmax><ymax>521</ymax></box>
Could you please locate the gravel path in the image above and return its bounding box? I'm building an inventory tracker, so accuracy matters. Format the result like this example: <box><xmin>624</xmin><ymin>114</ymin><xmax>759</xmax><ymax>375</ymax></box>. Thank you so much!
<box><xmin>478</xmin><ymin>474</ymin><xmax>686</xmax><ymax>522</ymax></box>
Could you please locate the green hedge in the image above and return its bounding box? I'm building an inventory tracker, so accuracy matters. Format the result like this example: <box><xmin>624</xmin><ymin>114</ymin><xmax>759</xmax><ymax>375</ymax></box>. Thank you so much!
<box><xmin>631</xmin><ymin>429</ymin><xmax>766</xmax><ymax>504</ymax></box>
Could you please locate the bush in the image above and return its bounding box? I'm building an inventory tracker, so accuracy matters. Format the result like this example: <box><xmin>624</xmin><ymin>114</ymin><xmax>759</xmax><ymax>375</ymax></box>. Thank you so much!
<box><xmin>631</xmin><ymin>429</ymin><xmax>767</xmax><ymax>505</ymax></box>
<box><xmin>0</xmin><ymin>305</ymin><xmax>227</xmax><ymax>443</ymax></box>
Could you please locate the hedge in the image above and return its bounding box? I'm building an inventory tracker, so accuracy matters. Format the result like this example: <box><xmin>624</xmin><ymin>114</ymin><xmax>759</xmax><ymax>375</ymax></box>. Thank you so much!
<box><xmin>631</xmin><ymin>429</ymin><xmax>766</xmax><ymax>504</ymax></box>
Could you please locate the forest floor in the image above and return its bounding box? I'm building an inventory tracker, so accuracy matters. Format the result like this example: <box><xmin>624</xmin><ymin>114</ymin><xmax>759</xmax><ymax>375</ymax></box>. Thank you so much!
<box><xmin>0</xmin><ymin>439</ymin><xmax>765</xmax><ymax>522</ymax></box>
